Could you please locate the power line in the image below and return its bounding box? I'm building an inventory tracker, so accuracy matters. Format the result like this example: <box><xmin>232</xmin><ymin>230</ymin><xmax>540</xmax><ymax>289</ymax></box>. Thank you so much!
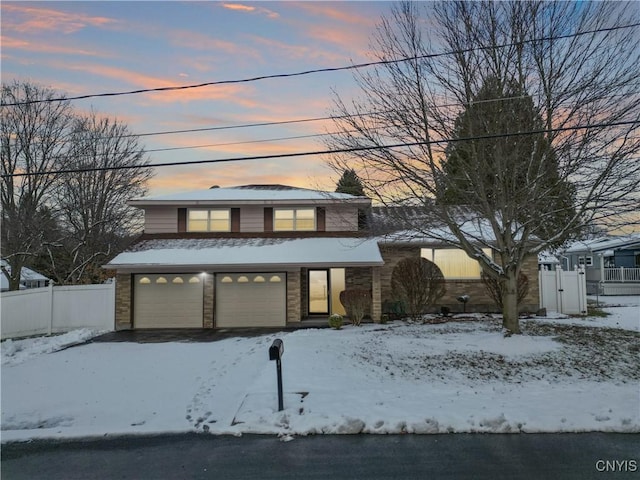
<box><xmin>11</xmin><ymin>89</ymin><xmax>640</xmax><ymax>149</ymax></box>
<box><xmin>3</xmin><ymin>119</ymin><xmax>637</xmax><ymax>178</ymax></box>
<box><xmin>2</xmin><ymin>23</ymin><xmax>638</xmax><ymax>107</ymax></box>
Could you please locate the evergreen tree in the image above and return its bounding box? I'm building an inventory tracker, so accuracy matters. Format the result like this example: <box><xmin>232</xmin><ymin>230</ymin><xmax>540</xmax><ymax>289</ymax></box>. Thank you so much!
<box><xmin>335</xmin><ymin>169</ymin><xmax>368</xmax><ymax>229</ymax></box>
<box><xmin>335</xmin><ymin>169</ymin><xmax>366</xmax><ymax>196</ymax></box>
<box><xmin>442</xmin><ymin>76</ymin><xmax>576</xmax><ymax>245</ymax></box>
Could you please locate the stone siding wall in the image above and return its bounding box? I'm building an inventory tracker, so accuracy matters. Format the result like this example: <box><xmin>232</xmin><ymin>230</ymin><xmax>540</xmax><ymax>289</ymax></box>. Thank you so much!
<box><xmin>345</xmin><ymin>267</ymin><xmax>374</xmax><ymax>317</ymax></box>
<box><xmin>379</xmin><ymin>245</ymin><xmax>421</xmax><ymax>303</ymax></box>
<box><xmin>115</xmin><ymin>273</ymin><xmax>132</xmax><ymax>330</ymax></box>
<box><xmin>203</xmin><ymin>273</ymin><xmax>214</xmax><ymax>328</ymax></box>
<box><xmin>287</xmin><ymin>270</ymin><xmax>302</xmax><ymax>323</ymax></box>
<box><xmin>379</xmin><ymin>245</ymin><xmax>540</xmax><ymax>314</ymax></box>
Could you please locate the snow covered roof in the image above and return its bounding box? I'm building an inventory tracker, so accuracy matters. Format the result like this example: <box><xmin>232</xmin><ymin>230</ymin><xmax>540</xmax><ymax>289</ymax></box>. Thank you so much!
<box><xmin>130</xmin><ymin>185</ymin><xmax>369</xmax><ymax>206</ymax></box>
<box><xmin>377</xmin><ymin>218</ymin><xmax>503</xmax><ymax>247</ymax></box>
<box><xmin>563</xmin><ymin>233</ymin><xmax>640</xmax><ymax>254</ymax></box>
<box><xmin>105</xmin><ymin>237</ymin><xmax>384</xmax><ymax>270</ymax></box>
<box><xmin>538</xmin><ymin>252</ymin><xmax>560</xmax><ymax>265</ymax></box>
<box><xmin>1</xmin><ymin>260</ymin><xmax>50</xmax><ymax>290</ymax></box>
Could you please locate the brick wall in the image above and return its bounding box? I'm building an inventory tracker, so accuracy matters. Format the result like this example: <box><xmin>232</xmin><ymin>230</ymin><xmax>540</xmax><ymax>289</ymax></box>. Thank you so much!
<box><xmin>287</xmin><ymin>270</ymin><xmax>302</xmax><ymax>323</ymax></box>
<box><xmin>203</xmin><ymin>273</ymin><xmax>214</xmax><ymax>328</ymax></box>
<box><xmin>115</xmin><ymin>273</ymin><xmax>132</xmax><ymax>330</ymax></box>
<box><xmin>379</xmin><ymin>245</ymin><xmax>421</xmax><ymax>303</ymax></box>
<box><xmin>379</xmin><ymin>245</ymin><xmax>540</xmax><ymax>314</ymax></box>
<box><xmin>345</xmin><ymin>267</ymin><xmax>374</xmax><ymax>317</ymax></box>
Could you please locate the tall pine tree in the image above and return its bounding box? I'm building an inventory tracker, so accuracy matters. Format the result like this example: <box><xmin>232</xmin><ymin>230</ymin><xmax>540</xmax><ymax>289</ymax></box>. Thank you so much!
<box><xmin>442</xmin><ymin>76</ymin><xmax>576</xmax><ymax>246</ymax></box>
<box><xmin>335</xmin><ymin>169</ymin><xmax>368</xmax><ymax>229</ymax></box>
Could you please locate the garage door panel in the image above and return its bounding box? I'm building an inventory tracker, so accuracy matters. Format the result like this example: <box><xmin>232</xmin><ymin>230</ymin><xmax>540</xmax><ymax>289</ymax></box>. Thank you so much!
<box><xmin>216</xmin><ymin>273</ymin><xmax>286</xmax><ymax>327</ymax></box>
<box><xmin>134</xmin><ymin>274</ymin><xmax>204</xmax><ymax>328</ymax></box>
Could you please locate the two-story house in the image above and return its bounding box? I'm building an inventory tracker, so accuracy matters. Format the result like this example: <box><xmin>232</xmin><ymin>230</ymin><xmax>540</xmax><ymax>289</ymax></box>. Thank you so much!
<box><xmin>106</xmin><ymin>184</ymin><xmax>541</xmax><ymax>330</ymax></box>
<box><xmin>105</xmin><ymin>185</ymin><xmax>383</xmax><ymax>329</ymax></box>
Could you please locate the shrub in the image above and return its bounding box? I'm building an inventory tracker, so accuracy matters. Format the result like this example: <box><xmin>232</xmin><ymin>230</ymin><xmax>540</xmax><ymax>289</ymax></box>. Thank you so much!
<box><xmin>328</xmin><ymin>313</ymin><xmax>344</xmax><ymax>330</ymax></box>
<box><xmin>481</xmin><ymin>271</ymin><xmax>529</xmax><ymax>310</ymax></box>
<box><xmin>339</xmin><ymin>289</ymin><xmax>371</xmax><ymax>326</ymax></box>
<box><xmin>391</xmin><ymin>257</ymin><xmax>446</xmax><ymax>321</ymax></box>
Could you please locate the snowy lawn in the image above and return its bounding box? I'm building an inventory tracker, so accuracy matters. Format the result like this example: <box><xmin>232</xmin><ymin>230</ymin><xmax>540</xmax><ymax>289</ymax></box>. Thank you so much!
<box><xmin>2</xmin><ymin>297</ymin><xmax>638</xmax><ymax>442</ymax></box>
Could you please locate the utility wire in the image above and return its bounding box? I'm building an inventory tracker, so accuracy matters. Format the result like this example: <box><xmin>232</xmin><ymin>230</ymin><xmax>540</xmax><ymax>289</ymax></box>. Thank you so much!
<box><xmin>2</xmin><ymin>22</ymin><xmax>638</xmax><ymax>107</ymax></box>
<box><xmin>11</xmin><ymin>89</ymin><xmax>639</xmax><ymax>148</ymax></box>
<box><xmin>3</xmin><ymin>119</ymin><xmax>637</xmax><ymax>178</ymax></box>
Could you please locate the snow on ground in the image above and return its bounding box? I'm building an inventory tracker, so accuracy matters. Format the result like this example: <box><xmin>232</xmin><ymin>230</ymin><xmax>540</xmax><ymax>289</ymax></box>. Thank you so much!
<box><xmin>1</xmin><ymin>297</ymin><xmax>638</xmax><ymax>442</ymax></box>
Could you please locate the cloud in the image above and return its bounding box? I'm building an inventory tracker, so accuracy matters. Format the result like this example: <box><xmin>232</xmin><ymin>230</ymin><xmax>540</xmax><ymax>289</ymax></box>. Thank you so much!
<box><xmin>0</xmin><ymin>35</ymin><xmax>105</xmax><ymax>57</ymax></box>
<box><xmin>59</xmin><ymin>63</ymin><xmax>257</xmax><ymax>106</ymax></box>
<box><xmin>2</xmin><ymin>3</ymin><xmax>116</xmax><ymax>34</ymax></box>
<box><xmin>292</xmin><ymin>2</ymin><xmax>375</xmax><ymax>27</ymax></box>
<box><xmin>221</xmin><ymin>3</ymin><xmax>279</xmax><ymax>19</ymax></box>
<box><xmin>167</xmin><ymin>29</ymin><xmax>260</xmax><ymax>59</ymax></box>
<box><xmin>148</xmin><ymin>160</ymin><xmax>327</xmax><ymax>196</ymax></box>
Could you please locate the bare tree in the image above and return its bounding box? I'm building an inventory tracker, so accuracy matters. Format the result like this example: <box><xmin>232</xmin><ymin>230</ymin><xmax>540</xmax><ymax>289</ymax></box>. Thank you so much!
<box><xmin>1</xmin><ymin>81</ymin><xmax>72</xmax><ymax>290</ymax></box>
<box><xmin>327</xmin><ymin>1</ymin><xmax>640</xmax><ymax>333</ymax></box>
<box><xmin>48</xmin><ymin>111</ymin><xmax>152</xmax><ymax>284</ymax></box>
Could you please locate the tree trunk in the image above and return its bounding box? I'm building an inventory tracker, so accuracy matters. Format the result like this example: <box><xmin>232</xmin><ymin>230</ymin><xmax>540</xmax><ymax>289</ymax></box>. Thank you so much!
<box><xmin>501</xmin><ymin>271</ymin><xmax>521</xmax><ymax>334</ymax></box>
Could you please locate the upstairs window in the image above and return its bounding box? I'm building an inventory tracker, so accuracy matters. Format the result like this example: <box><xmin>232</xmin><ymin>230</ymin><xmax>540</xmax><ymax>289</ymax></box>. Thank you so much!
<box><xmin>274</xmin><ymin>208</ymin><xmax>315</xmax><ymax>231</ymax></box>
<box><xmin>188</xmin><ymin>209</ymin><xmax>230</xmax><ymax>232</ymax></box>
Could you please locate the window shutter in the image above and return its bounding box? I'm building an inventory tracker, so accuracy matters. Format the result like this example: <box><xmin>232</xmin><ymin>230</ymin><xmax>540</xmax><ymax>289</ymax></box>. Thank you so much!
<box><xmin>178</xmin><ymin>208</ymin><xmax>187</xmax><ymax>232</ymax></box>
<box><xmin>264</xmin><ymin>207</ymin><xmax>273</xmax><ymax>232</ymax></box>
<box><xmin>231</xmin><ymin>208</ymin><xmax>241</xmax><ymax>232</ymax></box>
<box><xmin>317</xmin><ymin>207</ymin><xmax>326</xmax><ymax>232</ymax></box>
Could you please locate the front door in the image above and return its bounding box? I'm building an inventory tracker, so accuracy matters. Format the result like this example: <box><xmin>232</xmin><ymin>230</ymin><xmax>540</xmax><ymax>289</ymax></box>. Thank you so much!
<box><xmin>308</xmin><ymin>270</ymin><xmax>329</xmax><ymax>314</ymax></box>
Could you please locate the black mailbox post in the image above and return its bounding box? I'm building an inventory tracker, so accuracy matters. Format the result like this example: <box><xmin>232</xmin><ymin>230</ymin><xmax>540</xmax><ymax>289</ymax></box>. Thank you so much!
<box><xmin>269</xmin><ymin>339</ymin><xmax>284</xmax><ymax>411</ymax></box>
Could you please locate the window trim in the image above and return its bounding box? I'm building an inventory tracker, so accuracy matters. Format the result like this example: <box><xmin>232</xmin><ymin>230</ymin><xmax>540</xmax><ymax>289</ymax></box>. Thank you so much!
<box><xmin>187</xmin><ymin>208</ymin><xmax>231</xmax><ymax>232</ymax></box>
<box><xmin>273</xmin><ymin>207</ymin><xmax>316</xmax><ymax>232</ymax></box>
<box><xmin>578</xmin><ymin>255</ymin><xmax>593</xmax><ymax>267</ymax></box>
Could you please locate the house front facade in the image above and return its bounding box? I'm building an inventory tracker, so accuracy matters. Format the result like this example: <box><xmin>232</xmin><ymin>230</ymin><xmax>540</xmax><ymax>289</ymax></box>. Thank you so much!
<box><xmin>106</xmin><ymin>185</ymin><xmax>383</xmax><ymax>329</ymax></box>
<box><xmin>106</xmin><ymin>185</ymin><xmax>540</xmax><ymax>330</ymax></box>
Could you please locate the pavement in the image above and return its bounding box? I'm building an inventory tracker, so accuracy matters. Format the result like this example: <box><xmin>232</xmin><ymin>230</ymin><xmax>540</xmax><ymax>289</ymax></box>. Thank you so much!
<box><xmin>91</xmin><ymin>322</ymin><xmax>330</xmax><ymax>343</ymax></box>
<box><xmin>3</xmin><ymin>432</ymin><xmax>639</xmax><ymax>480</ymax></box>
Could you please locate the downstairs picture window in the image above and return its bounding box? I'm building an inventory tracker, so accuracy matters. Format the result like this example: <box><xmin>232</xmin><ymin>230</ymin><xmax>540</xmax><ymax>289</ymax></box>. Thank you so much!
<box><xmin>421</xmin><ymin>248</ymin><xmax>493</xmax><ymax>279</ymax></box>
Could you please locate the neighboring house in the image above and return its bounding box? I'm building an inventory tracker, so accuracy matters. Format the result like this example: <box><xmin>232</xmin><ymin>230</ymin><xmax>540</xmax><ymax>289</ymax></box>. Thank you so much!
<box><xmin>560</xmin><ymin>233</ymin><xmax>640</xmax><ymax>295</ymax></box>
<box><xmin>1</xmin><ymin>260</ymin><xmax>51</xmax><ymax>291</ymax></box>
<box><xmin>538</xmin><ymin>251</ymin><xmax>561</xmax><ymax>271</ymax></box>
<box><xmin>105</xmin><ymin>185</ymin><xmax>540</xmax><ymax>330</ymax></box>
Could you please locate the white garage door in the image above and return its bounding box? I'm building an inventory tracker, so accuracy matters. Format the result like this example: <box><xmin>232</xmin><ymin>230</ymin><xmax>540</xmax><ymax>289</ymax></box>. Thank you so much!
<box><xmin>134</xmin><ymin>274</ymin><xmax>204</xmax><ymax>328</ymax></box>
<box><xmin>216</xmin><ymin>273</ymin><xmax>286</xmax><ymax>327</ymax></box>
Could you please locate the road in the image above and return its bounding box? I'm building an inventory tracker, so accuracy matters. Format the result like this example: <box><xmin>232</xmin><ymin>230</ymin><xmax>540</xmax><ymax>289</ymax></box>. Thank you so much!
<box><xmin>2</xmin><ymin>433</ymin><xmax>638</xmax><ymax>479</ymax></box>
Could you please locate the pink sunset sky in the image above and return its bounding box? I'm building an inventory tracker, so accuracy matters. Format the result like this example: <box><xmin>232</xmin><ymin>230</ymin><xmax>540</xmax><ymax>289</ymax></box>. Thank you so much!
<box><xmin>1</xmin><ymin>1</ymin><xmax>393</xmax><ymax>195</ymax></box>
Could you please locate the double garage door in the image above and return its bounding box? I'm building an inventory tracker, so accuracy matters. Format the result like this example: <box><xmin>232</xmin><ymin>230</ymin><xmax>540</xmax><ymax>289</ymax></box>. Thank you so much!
<box><xmin>133</xmin><ymin>273</ymin><xmax>286</xmax><ymax>328</ymax></box>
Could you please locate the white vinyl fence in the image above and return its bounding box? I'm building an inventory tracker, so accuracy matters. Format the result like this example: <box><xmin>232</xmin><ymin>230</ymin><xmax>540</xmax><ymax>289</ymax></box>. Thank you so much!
<box><xmin>539</xmin><ymin>267</ymin><xmax>588</xmax><ymax>315</ymax></box>
<box><xmin>1</xmin><ymin>282</ymin><xmax>115</xmax><ymax>340</ymax></box>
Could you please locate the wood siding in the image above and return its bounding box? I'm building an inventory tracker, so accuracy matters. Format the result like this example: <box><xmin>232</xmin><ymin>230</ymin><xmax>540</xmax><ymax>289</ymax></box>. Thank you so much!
<box><xmin>240</xmin><ymin>206</ymin><xmax>265</xmax><ymax>232</ymax></box>
<box><xmin>142</xmin><ymin>204</ymin><xmax>360</xmax><ymax>233</ymax></box>
<box><xmin>144</xmin><ymin>207</ymin><xmax>179</xmax><ymax>234</ymax></box>
<box><xmin>325</xmin><ymin>205</ymin><xmax>358</xmax><ymax>232</ymax></box>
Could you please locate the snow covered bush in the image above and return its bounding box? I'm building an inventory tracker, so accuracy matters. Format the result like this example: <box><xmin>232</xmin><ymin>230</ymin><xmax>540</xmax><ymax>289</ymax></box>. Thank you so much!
<box><xmin>339</xmin><ymin>289</ymin><xmax>371</xmax><ymax>326</ymax></box>
<box><xmin>328</xmin><ymin>314</ymin><xmax>344</xmax><ymax>330</ymax></box>
<box><xmin>391</xmin><ymin>257</ymin><xmax>446</xmax><ymax>321</ymax></box>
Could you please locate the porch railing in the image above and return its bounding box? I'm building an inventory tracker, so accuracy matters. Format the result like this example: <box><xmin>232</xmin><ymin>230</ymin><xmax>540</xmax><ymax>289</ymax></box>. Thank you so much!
<box><xmin>603</xmin><ymin>267</ymin><xmax>640</xmax><ymax>283</ymax></box>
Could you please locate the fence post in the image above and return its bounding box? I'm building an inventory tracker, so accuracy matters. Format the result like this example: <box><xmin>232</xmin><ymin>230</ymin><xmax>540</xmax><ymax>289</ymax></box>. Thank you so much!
<box><xmin>620</xmin><ymin>267</ymin><xmax>625</xmax><ymax>283</ymax></box>
<box><xmin>48</xmin><ymin>281</ymin><xmax>54</xmax><ymax>335</ymax></box>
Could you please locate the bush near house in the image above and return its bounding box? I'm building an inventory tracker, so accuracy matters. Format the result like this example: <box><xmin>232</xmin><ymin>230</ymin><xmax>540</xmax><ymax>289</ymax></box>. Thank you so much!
<box><xmin>339</xmin><ymin>289</ymin><xmax>371</xmax><ymax>326</ymax></box>
<box><xmin>328</xmin><ymin>313</ymin><xmax>344</xmax><ymax>329</ymax></box>
<box><xmin>391</xmin><ymin>257</ymin><xmax>446</xmax><ymax>321</ymax></box>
